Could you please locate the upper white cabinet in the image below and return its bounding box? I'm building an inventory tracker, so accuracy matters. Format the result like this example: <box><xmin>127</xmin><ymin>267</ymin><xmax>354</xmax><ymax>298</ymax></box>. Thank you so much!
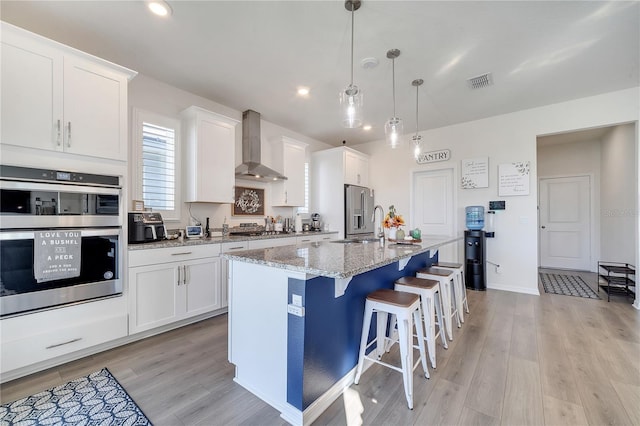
<box><xmin>344</xmin><ymin>149</ymin><xmax>369</xmax><ymax>187</ymax></box>
<box><xmin>311</xmin><ymin>146</ymin><xmax>370</xmax><ymax>239</ymax></box>
<box><xmin>271</xmin><ymin>137</ymin><xmax>307</xmax><ymax>207</ymax></box>
<box><xmin>182</xmin><ymin>106</ymin><xmax>239</xmax><ymax>203</ymax></box>
<box><xmin>0</xmin><ymin>22</ymin><xmax>136</xmax><ymax>161</ymax></box>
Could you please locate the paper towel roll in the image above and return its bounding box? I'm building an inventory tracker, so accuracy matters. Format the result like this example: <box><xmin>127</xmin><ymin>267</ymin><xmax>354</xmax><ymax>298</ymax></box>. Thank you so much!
<box><xmin>295</xmin><ymin>214</ymin><xmax>302</xmax><ymax>233</ymax></box>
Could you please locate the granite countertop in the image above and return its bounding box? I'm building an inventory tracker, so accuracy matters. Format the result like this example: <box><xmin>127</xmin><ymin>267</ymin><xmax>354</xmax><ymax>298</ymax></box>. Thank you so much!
<box><xmin>223</xmin><ymin>235</ymin><xmax>462</xmax><ymax>279</ymax></box>
<box><xmin>127</xmin><ymin>230</ymin><xmax>339</xmax><ymax>251</ymax></box>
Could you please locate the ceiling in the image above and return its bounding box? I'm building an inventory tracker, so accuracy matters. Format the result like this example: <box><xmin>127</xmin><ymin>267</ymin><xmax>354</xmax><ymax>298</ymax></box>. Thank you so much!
<box><xmin>2</xmin><ymin>1</ymin><xmax>638</xmax><ymax>146</ymax></box>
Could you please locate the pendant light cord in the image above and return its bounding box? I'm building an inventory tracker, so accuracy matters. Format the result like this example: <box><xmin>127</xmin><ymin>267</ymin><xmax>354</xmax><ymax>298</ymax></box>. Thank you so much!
<box><xmin>350</xmin><ymin>6</ymin><xmax>354</xmax><ymax>85</ymax></box>
<box><xmin>415</xmin><ymin>83</ymin><xmax>419</xmax><ymax>135</ymax></box>
<box><xmin>392</xmin><ymin>58</ymin><xmax>396</xmax><ymax>117</ymax></box>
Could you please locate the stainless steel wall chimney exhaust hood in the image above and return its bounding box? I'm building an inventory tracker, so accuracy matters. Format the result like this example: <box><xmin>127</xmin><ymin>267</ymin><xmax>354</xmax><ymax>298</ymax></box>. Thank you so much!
<box><xmin>235</xmin><ymin>110</ymin><xmax>287</xmax><ymax>181</ymax></box>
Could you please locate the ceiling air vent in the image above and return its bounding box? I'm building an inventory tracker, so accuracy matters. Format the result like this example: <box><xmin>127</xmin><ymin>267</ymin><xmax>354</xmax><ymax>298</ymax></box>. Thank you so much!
<box><xmin>467</xmin><ymin>72</ymin><xmax>493</xmax><ymax>90</ymax></box>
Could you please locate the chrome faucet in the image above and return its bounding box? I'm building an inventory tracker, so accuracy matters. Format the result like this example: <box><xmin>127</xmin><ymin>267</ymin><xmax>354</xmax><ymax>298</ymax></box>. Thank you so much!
<box><xmin>372</xmin><ymin>205</ymin><xmax>385</xmax><ymax>245</ymax></box>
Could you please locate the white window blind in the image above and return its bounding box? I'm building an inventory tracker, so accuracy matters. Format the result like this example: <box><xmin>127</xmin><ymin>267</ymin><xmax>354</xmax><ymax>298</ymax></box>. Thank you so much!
<box><xmin>142</xmin><ymin>122</ymin><xmax>175</xmax><ymax>211</ymax></box>
<box><xmin>297</xmin><ymin>162</ymin><xmax>309</xmax><ymax>214</ymax></box>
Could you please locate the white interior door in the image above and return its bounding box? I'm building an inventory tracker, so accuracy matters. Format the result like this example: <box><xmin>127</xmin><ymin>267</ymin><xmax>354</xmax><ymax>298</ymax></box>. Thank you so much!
<box><xmin>539</xmin><ymin>175</ymin><xmax>591</xmax><ymax>270</ymax></box>
<box><xmin>412</xmin><ymin>168</ymin><xmax>456</xmax><ymax>261</ymax></box>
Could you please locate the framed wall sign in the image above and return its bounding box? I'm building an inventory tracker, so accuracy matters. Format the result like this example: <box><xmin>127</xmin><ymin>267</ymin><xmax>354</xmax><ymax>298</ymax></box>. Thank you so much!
<box><xmin>461</xmin><ymin>157</ymin><xmax>489</xmax><ymax>188</ymax></box>
<box><xmin>498</xmin><ymin>161</ymin><xmax>530</xmax><ymax>196</ymax></box>
<box><xmin>233</xmin><ymin>186</ymin><xmax>265</xmax><ymax>216</ymax></box>
<box><xmin>416</xmin><ymin>149</ymin><xmax>450</xmax><ymax>164</ymax></box>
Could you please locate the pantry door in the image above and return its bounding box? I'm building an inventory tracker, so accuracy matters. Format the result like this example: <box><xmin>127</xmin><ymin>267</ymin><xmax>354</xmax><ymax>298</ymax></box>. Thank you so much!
<box><xmin>412</xmin><ymin>168</ymin><xmax>457</xmax><ymax>261</ymax></box>
<box><xmin>539</xmin><ymin>175</ymin><xmax>591</xmax><ymax>270</ymax></box>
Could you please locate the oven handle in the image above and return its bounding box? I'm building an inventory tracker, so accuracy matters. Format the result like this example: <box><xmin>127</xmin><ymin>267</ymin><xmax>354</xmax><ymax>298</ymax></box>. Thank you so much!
<box><xmin>0</xmin><ymin>228</ymin><xmax>121</xmax><ymax>240</ymax></box>
<box><xmin>0</xmin><ymin>180</ymin><xmax>120</xmax><ymax>195</ymax></box>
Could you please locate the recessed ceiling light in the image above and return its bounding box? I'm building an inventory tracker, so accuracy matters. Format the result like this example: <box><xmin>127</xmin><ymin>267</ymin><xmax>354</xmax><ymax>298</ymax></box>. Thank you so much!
<box><xmin>147</xmin><ymin>0</ymin><xmax>172</xmax><ymax>17</ymax></box>
<box><xmin>297</xmin><ymin>87</ymin><xmax>310</xmax><ymax>96</ymax></box>
<box><xmin>363</xmin><ymin>125</ymin><xmax>372</xmax><ymax>131</ymax></box>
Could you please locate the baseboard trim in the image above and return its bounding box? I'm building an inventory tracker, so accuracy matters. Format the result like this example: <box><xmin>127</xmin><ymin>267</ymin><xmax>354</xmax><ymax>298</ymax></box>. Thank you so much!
<box><xmin>487</xmin><ymin>282</ymin><xmax>540</xmax><ymax>296</ymax></box>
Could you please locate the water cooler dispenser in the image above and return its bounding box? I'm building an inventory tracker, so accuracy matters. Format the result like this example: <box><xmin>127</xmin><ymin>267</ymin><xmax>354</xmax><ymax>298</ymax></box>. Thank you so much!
<box><xmin>465</xmin><ymin>206</ymin><xmax>487</xmax><ymax>291</ymax></box>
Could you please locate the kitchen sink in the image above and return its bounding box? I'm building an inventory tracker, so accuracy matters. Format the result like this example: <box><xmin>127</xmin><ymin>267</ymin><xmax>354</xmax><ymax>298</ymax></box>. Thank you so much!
<box><xmin>330</xmin><ymin>237</ymin><xmax>381</xmax><ymax>244</ymax></box>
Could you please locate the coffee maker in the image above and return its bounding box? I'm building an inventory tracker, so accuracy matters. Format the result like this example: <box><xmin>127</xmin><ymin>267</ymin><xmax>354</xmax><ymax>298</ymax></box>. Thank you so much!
<box><xmin>311</xmin><ymin>213</ymin><xmax>321</xmax><ymax>231</ymax></box>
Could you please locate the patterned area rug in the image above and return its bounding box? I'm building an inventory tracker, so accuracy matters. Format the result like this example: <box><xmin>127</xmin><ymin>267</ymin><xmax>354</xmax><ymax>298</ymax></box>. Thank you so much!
<box><xmin>0</xmin><ymin>368</ymin><xmax>151</xmax><ymax>425</ymax></box>
<box><xmin>539</xmin><ymin>273</ymin><xmax>599</xmax><ymax>299</ymax></box>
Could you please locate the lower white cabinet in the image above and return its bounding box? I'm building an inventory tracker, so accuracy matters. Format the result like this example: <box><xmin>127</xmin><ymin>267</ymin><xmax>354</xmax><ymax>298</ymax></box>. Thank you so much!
<box><xmin>220</xmin><ymin>241</ymin><xmax>249</xmax><ymax>308</ymax></box>
<box><xmin>0</xmin><ymin>296</ymin><xmax>127</xmax><ymax>375</ymax></box>
<box><xmin>248</xmin><ymin>237</ymin><xmax>296</xmax><ymax>250</ymax></box>
<box><xmin>128</xmin><ymin>244</ymin><xmax>222</xmax><ymax>334</ymax></box>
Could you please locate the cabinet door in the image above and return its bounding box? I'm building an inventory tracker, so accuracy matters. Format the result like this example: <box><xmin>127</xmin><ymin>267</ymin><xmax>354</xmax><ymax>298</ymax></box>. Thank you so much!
<box><xmin>1</xmin><ymin>32</ymin><xmax>63</xmax><ymax>151</ymax></box>
<box><xmin>63</xmin><ymin>56</ymin><xmax>128</xmax><ymax>160</ymax></box>
<box><xmin>183</xmin><ymin>257</ymin><xmax>221</xmax><ymax>318</ymax></box>
<box><xmin>220</xmin><ymin>242</ymin><xmax>249</xmax><ymax>307</ymax></box>
<box><xmin>273</xmin><ymin>139</ymin><xmax>306</xmax><ymax>206</ymax></box>
<box><xmin>344</xmin><ymin>150</ymin><xmax>369</xmax><ymax>186</ymax></box>
<box><xmin>128</xmin><ymin>263</ymin><xmax>180</xmax><ymax>334</ymax></box>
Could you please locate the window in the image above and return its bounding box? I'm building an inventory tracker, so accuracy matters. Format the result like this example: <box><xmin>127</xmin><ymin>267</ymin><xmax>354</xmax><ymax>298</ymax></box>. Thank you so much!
<box><xmin>142</xmin><ymin>122</ymin><xmax>175</xmax><ymax>211</ymax></box>
<box><xmin>297</xmin><ymin>162</ymin><xmax>309</xmax><ymax>214</ymax></box>
<box><xmin>132</xmin><ymin>109</ymin><xmax>180</xmax><ymax>221</ymax></box>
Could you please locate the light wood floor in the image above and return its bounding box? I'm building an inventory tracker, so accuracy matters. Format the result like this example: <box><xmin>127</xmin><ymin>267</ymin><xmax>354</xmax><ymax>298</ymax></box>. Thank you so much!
<box><xmin>1</xmin><ymin>271</ymin><xmax>638</xmax><ymax>425</ymax></box>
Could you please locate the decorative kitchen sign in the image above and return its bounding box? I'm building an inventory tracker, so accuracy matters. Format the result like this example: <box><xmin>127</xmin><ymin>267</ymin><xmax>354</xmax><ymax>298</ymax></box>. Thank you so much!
<box><xmin>461</xmin><ymin>157</ymin><xmax>489</xmax><ymax>188</ymax></box>
<box><xmin>34</xmin><ymin>230</ymin><xmax>82</xmax><ymax>283</ymax></box>
<box><xmin>416</xmin><ymin>149</ymin><xmax>450</xmax><ymax>164</ymax></box>
<box><xmin>498</xmin><ymin>161</ymin><xmax>530</xmax><ymax>196</ymax></box>
<box><xmin>233</xmin><ymin>186</ymin><xmax>265</xmax><ymax>216</ymax></box>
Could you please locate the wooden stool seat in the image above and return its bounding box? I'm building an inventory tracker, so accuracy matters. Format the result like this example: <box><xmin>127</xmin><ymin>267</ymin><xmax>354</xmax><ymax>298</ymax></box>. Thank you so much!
<box><xmin>395</xmin><ymin>276</ymin><xmax>439</xmax><ymax>289</ymax></box>
<box><xmin>433</xmin><ymin>261</ymin><xmax>463</xmax><ymax>269</ymax></box>
<box><xmin>355</xmin><ymin>288</ymin><xmax>429</xmax><ymax>410</ymax></box>
<box><xmin>367</xmin><ymin>288</ymin><xmax>420</xmax><ymax>307</ymax></box>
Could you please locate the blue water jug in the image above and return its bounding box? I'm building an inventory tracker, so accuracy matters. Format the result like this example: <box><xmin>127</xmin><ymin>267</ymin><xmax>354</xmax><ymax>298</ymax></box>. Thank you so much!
<box><xmin>465</xmin><ymin>206</ymin><xmax>485</xmax><ymax>230</ymax></box>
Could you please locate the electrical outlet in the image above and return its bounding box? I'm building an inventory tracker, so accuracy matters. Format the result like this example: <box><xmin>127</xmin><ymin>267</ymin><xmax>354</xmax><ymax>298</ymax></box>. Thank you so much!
<box><xmin>287</xmin><ymin>304</ymin><xmax>305</xmax><ymax>317</ymax></box>
<box><xmin>496</xmin><ymin>265</ymin><xmax>502</xmax><ymax>274</ymax></box>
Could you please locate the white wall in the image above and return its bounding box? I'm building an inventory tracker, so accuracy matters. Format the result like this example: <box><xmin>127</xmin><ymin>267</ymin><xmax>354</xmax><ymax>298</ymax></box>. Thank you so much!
<box><xmin>537</xmin><ymin>137</ymin><xmax>602</xmax><ymax>271</ymax></box>
<box><xmin>128</xmin><ymin>74</ymin><xmax>331</xmax><ymax>230</ymax></box>
<box><xmin>354</xmin><ymin>87</ymin><xmax>639</xmax><ymax>296</ymax></box>
<box><xmin>601</xmin><ymin>124</ymin><xmax>637</xmax><ymax>265</ymax></box>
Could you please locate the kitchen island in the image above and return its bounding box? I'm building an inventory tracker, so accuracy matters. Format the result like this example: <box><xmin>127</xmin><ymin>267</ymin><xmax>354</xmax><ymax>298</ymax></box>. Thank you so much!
<box><xmin>225</xmin><ymin>235</ymin><xmax>460</xmax><ymax>425</ymax></box>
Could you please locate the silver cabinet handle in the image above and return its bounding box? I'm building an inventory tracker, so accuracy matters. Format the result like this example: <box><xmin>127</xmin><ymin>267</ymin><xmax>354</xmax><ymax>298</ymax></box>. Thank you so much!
<box><xmin>171</xmin><ymin>252</ymin><xmax>193</xmax><ymax>256</ymax></box>
<box><xmin>66</xmin><ymin>122</ymin><xmax>72</xmax><ymax>147</ymax></box>
<box><xmin>56</xmin><ymin>120</ymin><xmax>61</xmax><ymax>146</ymax></box>
<box><xmin>300</xmin><ymin>239</ymin><xmax>311</xmax><ymax>243</ymax></box>
<box><xmin>177</xmin><ymin>265</ymin><xmax>182</xmax><ymax>285</ymax></box>
<box><xmin>228</xmin><ymin>246</ymin><xmax>245</xmax><ymax>250</ymax></box>
<box><xmin>46</xmin><ymin>337</ymin><xmax>82</xmax><ymax>349</ymax></box>
<box><xmin>285</xmin><ymin>191</ymin><xmax>288</xmax><ymax>204</ymax></box>
<box><xmin>183</xmin><ymin>265</ymin><xmax>188</xmax><ymax>285</ymax></box>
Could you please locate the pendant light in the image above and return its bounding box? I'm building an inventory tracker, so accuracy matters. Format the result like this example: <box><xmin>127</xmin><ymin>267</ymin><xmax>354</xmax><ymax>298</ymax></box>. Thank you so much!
<box><xmin>411</xmin><ymin>79</ymin><xmax>423</xmax><ymax>159</ymax></box>
<box><xmin>340</xmin><ymin>0</ymin><xmax>363</xmax><ymax>128</ymax></box>
<box><xmin>385</xmin><ymin>49</ymin><xmax>403</xmax><ymax>148</ymax></box>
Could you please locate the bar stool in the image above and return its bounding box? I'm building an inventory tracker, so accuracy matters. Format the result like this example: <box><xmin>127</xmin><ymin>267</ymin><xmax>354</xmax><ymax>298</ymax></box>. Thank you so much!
<box><xmin>393</xmin><ymin>276</ymin><xmax>448</xmax><ymax>369</ymax></box>
<box><xmin>416</xmin><ymin>267</ymin><xmax>460</xmax><ymax>341</ymax></box>
<box><xmin>354</xmin><ymin>289</ymin><xmax>429</xmax><ymax>410</ymax></box>
<box><xmin>432</xmin><ymin>261</ymin><xmax>470</xmax><ymax>318</ymax></box>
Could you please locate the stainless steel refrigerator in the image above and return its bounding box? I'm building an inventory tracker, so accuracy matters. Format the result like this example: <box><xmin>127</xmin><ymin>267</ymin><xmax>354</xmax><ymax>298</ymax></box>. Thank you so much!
<box><xmin>345</xmin><ymin>184</ymin><xmax>375</xmax><ymax>238</ymax></box>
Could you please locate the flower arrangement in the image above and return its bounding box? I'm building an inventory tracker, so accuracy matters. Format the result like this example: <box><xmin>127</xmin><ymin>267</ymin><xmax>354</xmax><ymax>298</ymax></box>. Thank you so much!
<box><xmin>383</xmin><ymin>205</ymin><xmax>405</xmax><ymax>229</ymax></box>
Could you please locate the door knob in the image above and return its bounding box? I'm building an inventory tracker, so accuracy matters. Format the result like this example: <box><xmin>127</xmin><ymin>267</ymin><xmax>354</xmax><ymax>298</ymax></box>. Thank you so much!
<box><xmin>541</xmin><ymin>226</ymin><xmax>546</xmax><ymax>229</ymax></box>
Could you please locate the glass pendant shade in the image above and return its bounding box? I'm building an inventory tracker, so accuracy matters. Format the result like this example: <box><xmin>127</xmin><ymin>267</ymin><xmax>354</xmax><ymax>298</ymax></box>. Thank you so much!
<box><xmin>412</xmin><ymin>134</ymin><xmax>422</xmax><ymax>159</ymax></box>
<box><xmin>340</xmin><ymin>84</ymin><xmax>363</xmax><ymax>128</ymax></box>
<box><xmin>385</xmin><ymin>117</ymin><xmax>403</xmax><ymax>148</ymax></box>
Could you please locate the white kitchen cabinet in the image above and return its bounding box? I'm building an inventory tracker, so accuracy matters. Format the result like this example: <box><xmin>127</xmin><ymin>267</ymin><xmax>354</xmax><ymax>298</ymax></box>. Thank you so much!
<box><xmin>344</xmin><ymin>149</ymin><xmax>369</xmax><ymax>186</ymax></box>
<box><xmin>128</xmin><ymin>244</ymin><xmax>222</xmax><ymax>334</ymax></box>
<box><xmin>220</xmin><ymin>241</ymin><xmax>249</xmax><ymax>308</ymax></box>
<box><xmin>311</xmin><ymin>147</ymin><xmax>371</xmax><ymax>239</ymax></box>
<box><xmin>182</xmin><ymin>106</ymin><xmax>240</xmax><ymax>203</ymax></box>
<box><xmin>271</xmin><ymin>137</ymin><xmax>307</xmax><ymax>206</ymax></box>
<box><xmin>0</xmin><ymin>22</ymin><xmax>135</xmax><ymax>161</ymax></box>
<box><xmin>0</xmin><ymin>296</ymin><xmax>127</xmax><ymax>377</ymax></box>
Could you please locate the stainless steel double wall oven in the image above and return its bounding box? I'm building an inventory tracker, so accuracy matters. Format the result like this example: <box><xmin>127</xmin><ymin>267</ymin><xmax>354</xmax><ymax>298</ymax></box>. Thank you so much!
<box><xmin>0</xmin><ymin>166</ymin><xmax>123</xmax><ymax>317</ymax></box>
